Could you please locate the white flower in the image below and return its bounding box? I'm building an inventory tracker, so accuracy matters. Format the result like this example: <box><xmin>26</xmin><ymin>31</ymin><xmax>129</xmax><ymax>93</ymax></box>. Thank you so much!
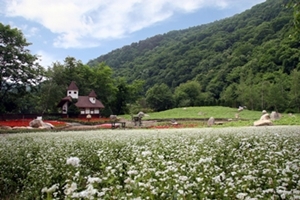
<box><xmin>41</xmin><ymin>183</ymin><xmax>59</xmax><ymax>193</ymax></box>
<box><xmin>141</xmin><ymin>150</ymin><xmax>152</xmax><ymax>157</ymax></box>
<box><xmin>179</xmin><ymin>176</ymin><xmax>188</xmax><ymax>182</ymax></box>
<box><xmin>64</xmin><ymin>182</ymin><xmax>77</xmax><ymax>195</ymax></box>
<box><xmin>127</xmin><ymin>170</ymin><xmax>138</xmax><ymax>175</ymax></box>
<box><xmin>236</xmin><ymin>193</ymin><xmax>248</xmax><ymax>199</ymax></box>
<box><xmin>87</xmin><ymin>176</ymin><xmax>102</xmax><ymax>184</ymax></box>
<box><xmin>66</xmin><ymin>157</ymin><xmax>80</xmax><ymax>167</ymax></box>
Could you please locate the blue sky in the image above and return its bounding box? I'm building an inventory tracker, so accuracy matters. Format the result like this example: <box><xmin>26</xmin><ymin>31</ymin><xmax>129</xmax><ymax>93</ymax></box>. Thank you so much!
<box><xmin>0</xmin><ymin>0</ymin><xmax>265</xmax><ymax>68</ymax></box>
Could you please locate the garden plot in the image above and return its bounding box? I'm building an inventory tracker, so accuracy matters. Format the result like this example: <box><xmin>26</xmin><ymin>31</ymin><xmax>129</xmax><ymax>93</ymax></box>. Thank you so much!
<box><xmin>0</xmin><ymin>126</ymin><xmax>300</xmax><ymax>199</ymax></box>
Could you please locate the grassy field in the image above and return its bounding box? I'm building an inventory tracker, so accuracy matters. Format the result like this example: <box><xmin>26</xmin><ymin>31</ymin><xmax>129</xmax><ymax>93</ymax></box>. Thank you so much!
<box><xmin>123</xmin><ymin>106</ymin><xmax>261</xmax><ymax>120</ymax></box>
<box><xmin>122</xmin><ymin>106</ymin><xmax>300</xmax><ymax>126</ymax></box>
<box><xmin>1</xmin><ymin>127</ymin><xmax>299</xmax><ymax>199</ymax></box>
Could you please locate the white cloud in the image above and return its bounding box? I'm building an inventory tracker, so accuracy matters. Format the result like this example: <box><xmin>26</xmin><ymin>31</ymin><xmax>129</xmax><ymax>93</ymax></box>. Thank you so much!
<box><xmin>3</xmin><ymin>0</ymin><xmax>265</xmax><ymax>49</ymax></box>
<box><xmin>36</xmin><ymin>50</ymin><xmax>59</xmax><ymax>68</ymax></box>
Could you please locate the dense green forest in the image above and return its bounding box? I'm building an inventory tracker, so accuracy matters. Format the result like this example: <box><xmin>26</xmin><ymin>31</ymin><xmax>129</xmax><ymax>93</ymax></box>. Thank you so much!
<box><xmin>1</xmin><ymin>0</ymin><xmax>300</xmax><ymax>115</ymax></box>
<box><xmin>88</xmin><ymin>0</ymin><xmax>300</xmax><ymax>113</ymax></box>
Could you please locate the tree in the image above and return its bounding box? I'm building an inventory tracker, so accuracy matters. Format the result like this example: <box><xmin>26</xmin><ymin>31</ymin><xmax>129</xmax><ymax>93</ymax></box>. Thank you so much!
<box><xmin>174</xmin><ymin>81</ymin><xmax>203</xmax><ymax>107</ymax></box>
<box><xmin>263</xmin><ymin>71</ymin><xmax>289</xmax><ymax>112</ymax></box>
<box><xmin>289</xmin><ymin>69</ymin><xmax>300</xmax><ymax>112</ymax></box>
<box><xmin>111</xmin><ymin>78</ymin><xmax>130</xmax><ymax>115</ymax></box>
<box><xmin>145</xmin><ymin>83</ymin><xmax>174</xmax><ymax>111</ymax></box>
<box><xmin>285</xmin><ymin>0</ymin><xmax>300</xmax><ymax>38</ymax></box>
<box><xmin>0</xmin><ymin>23</ymin><xmax>44</xmax><ymax>113</ymax></box>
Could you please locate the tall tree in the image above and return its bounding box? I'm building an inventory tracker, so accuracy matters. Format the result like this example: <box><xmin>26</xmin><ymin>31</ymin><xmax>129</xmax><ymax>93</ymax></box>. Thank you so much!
<box><xmin>289</xmin><ymin>69</ymin><xmax>300</xmax><ymax>112</ymax></box>
<box><xmin>174</xmin><ymin>80</ymin><xmax>203</xmax><ymax>107</ymax></box>
<box><xmin>146</xmin><ymin>83</ymin><xmax>174</xmax><ymax>111</ymax></box>
<box><xmin>0</xmin><ymin>23</ymin><xmax>44</xmax><ymax>113</ymax></box>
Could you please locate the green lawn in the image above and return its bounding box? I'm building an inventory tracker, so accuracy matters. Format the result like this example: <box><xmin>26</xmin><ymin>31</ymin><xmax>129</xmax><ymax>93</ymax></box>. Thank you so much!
<box><xmin>122</xmin><ymin>106</ymin><xmax>300</xmax><ymax>126</ymax></box>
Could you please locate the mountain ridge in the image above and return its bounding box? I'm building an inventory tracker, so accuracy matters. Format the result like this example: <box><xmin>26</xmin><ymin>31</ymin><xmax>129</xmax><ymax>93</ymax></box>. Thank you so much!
<box><xmin>88</xmin><ymin>0</ymin><xmax>298</xmax><ymax>99</ymax></box>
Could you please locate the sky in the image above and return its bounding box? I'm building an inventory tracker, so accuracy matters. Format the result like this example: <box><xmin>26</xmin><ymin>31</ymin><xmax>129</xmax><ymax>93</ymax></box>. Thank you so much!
<box><xmin>0</xmin><ymin>0</ymin><xmax>266</xmax><ymax>68</ymax></box>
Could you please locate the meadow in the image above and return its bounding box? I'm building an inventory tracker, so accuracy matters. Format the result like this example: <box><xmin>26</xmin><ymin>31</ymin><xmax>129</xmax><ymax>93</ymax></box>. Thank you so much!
<box><xmin>124</xmin><ymin>106</ymin><xmax>300</xmax><ymax>127</ymax></box>
<box><xmin>1</xmin><ymin>126</ymin><xmax>300</xmax><ymax>199</ymax></box>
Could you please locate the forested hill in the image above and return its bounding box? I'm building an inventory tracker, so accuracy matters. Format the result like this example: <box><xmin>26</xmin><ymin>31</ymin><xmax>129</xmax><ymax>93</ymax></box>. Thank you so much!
<box><xmin>88</xmin><ymin>0</ymin><xmax>299</xmax><ymax>97</ymax></box>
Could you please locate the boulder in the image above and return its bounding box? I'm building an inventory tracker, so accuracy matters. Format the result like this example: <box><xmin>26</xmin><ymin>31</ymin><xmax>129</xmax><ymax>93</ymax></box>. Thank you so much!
<box><xmin>29</xmin><ymin>119</ymin><xmax>43</xmax><ymax>128</ymax></box>
<box><xmin>238</xmin><ymin>106</ymin><xmax>244</xmax><ymax>112</ymax></box>
<box><xmin>29</xmin><ymin>119</ymin><xmax>54</xmax><ymax>129</ymax></box>
<box><xmin>254</xmin><ymin>113</ymin><xmax>273</xmax><ymax>126</ymax></box>
<box><xmin>260</xmin><ymin>113</ymin><xmax>270</xmax><ymax>120</ymax></box>
<box><xmin>42</xmin><ymin>122</ymin><xmax>54</xmax><ymax>129</ymax></box>
<box><xmin>253</xmin><ymin>119</ymin><xmax>273</xmax><ymax>126</ymax></box>
<box><xmin>270</xmin><ymin>111</ymin><xmax>280</xmax><ymax>120</ymax></box>
<box><xmin>110</xmin><ymin>115</ymin><xmax>118</xmax><ymax>121</ymax></box>
<box><xmin>0</xmin><ymin>125</ymin><xmax>12</xmax><ymax>130</ymax></box>
<box><xmin>207</xmin><ymin>117</ymin><xmax>215</xmax><ymax>126</ymax></box>
<box><xmin>235</xmin><ymin>113</ymin><xmax>239</xmax><ymax>119</ymax></box>
<box><xmin>12</xmin><ymin>126</ymin><xmax>33</xmax><ymax>129</ymax></box>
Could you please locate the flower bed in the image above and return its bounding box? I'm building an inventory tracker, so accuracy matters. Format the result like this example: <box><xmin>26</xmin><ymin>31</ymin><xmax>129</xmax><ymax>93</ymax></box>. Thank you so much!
<box><xmin>0</xmin><ymin>119</ymin><xmax>66</xmax><ymax>127</ymax></box>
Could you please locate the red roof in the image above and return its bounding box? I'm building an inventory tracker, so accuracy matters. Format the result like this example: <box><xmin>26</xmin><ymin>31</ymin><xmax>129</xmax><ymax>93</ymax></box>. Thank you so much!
<box><xmin>57</xmin><ymin>96</ymin><xmax>72</xmax><ymax>107</ymax></box>
<box><xmin>88</xmin><ymin>90</ymin><xmax>97</xmax><ymax>97</ymax></box>
<box><xmin>68</xmin><ymin>81</ymin><xmax>78</xmax><ymax>90</ymax></box>
<box><xmin>75</xmin><ymin>96</ymin><xmax>105</xmax><ymax>108</ymax></box>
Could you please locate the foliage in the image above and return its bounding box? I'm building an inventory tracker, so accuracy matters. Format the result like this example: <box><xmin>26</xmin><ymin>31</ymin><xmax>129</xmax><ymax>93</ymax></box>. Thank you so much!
<box><xmin>67</xmin><ymin>99</ymin><xmax>80</xmax><ymax>116</ymax></box>
<box><xmin>28</xmin><ymin>57</ymin><xmax>118</xmax><ymax>115</ymax></box>
<box><xmin>110</xmin><ymin>78</ymin><xmax>145</xmax><ymax>115</ymax></box>
<box><xmin>0</xmin><ymin>128</ymin><xmax>299</xmax><ymax>199</ymax></box>
<box><xmin>0</xmin><ymin>23</ymin><xmax>44</xmax><ymax>113</ymax></box>
<box><xmin>285</xmin><ymin>0</ymin><xmax>300</xmax><ymax>37</ymax></box>
<box><xmin>174</xmin><ymin>81</ymin><xmax>203</xmax><ymax>107</ymax></box>
<box><xmin>145</xmin><ymin>83</ymin><xmax>174</xmax><ymax>112</ymax></box>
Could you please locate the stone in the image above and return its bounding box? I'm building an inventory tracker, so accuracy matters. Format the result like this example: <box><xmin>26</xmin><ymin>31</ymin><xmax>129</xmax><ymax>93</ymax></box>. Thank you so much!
<box><xmin>110</xmin><ymin>115</ymin><xmax>117</xmax><ymax>121</ymax></box>
<box><xmin>0</xmin><ymin>125</ymin><xmax>12</xmax><ymax>130</ymax></box>
<box><xmin>12</xmin><ymin>126</ymin><xmax>32</xmax><ymax>129</ymax></box>
<box><xmin>29</xmin><ymin>118</ymin><xmax>54</xmax><ymax>129</ymax></box>
<box><xmin>270</xmin><ymin>111</ymin><xmax>280</xmax><ymax>120</ymax></box>
<box><xmin>42</xmin><ymin>122</ymin><xmax>54</xmax><ymax>129</ymax></box>
<box><xmin>253</xmin><ymin>119</ymin><xmax>273</xmax><ymax>126</ymax></box>
<box><xmin>207</xmin><ymin>117</ymin><xmax>215</xmax><ymax>126</ymax></box>
<box><xmin>254</xmin><ymin>113</ymin><xmax>272</xmax><ymax>126</ymax></box>
<box><xmin>29</xmin><ymin>119</ymin><xmax>43</xmax><ymax>128</ymax></box>
<box><xmin>238</xmin><ymin>106</ymin><xmax>244</xmax><ymax>112</ymax></box>
<box><xmin>260</xmin><ymin>113</ymin><xmax>270</xmax><ymax>120</ymax></box>
<box><xmin>235</xmin><ymin>113</ymin><xmax>239</xmax><ymax>119</ymax></box>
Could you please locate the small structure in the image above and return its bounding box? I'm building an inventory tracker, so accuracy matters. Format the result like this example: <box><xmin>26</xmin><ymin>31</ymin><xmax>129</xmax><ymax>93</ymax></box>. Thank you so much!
<box><xmin>57</xmin><ymin>81</ymin><xmax>105</xmax><ymax>118</ymax></box>
<box><xmin>132</xmin><ymin>112</ymin><xmax>145</xmax><ymax>126</ymax></box>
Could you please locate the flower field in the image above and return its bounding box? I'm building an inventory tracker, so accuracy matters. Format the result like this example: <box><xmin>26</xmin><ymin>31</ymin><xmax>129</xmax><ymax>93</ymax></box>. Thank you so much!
<box><xmin>0</xmin><ymin>126</ymin><xmax>300</xmax><ymax>199</ymax></box>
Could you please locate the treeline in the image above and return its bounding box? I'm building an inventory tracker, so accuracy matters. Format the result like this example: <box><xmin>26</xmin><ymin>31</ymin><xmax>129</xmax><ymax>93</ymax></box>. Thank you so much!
<box><xmin>9</xmin><ymin>57</ymin><xmax>146</xmax><ymax>116</ymax></box>
<box><xmin>88</xmin><ymin>0</ymin><xmax>300</xmax><ymax>113</ymax></box>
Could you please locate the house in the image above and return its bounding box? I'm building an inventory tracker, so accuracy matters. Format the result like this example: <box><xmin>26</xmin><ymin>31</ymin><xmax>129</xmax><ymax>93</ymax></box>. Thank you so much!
<box><xmin>57</xmin><ymin>81</ymin><xmax>105</xmax><ymax>117</ymax></box>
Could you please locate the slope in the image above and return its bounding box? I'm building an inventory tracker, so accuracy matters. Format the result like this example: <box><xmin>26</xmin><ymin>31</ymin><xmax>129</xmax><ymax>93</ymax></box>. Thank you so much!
<box><xmin>88</xmin><ymin>0</ymin><xmax>299</xmax><ymax>97</ymax></box>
